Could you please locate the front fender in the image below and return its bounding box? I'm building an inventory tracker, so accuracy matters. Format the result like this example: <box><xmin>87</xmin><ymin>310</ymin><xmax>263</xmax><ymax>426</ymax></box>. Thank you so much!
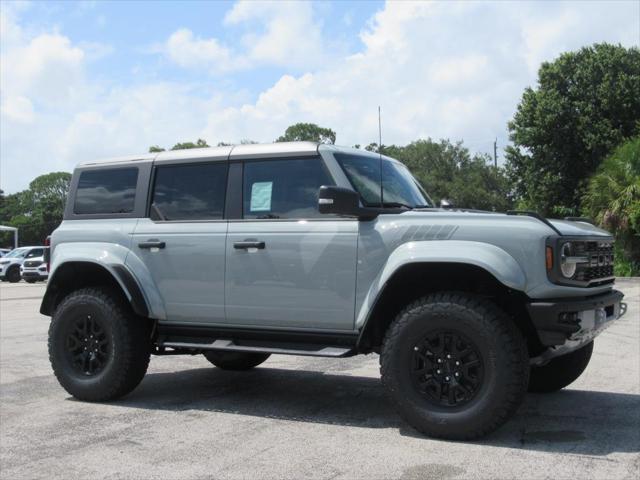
<box><xmin>49</xmin><ymin>243</ymin><xmax>166</xmax><ymax>319</ymax></box>
<box><xmin>355</xmin><ymin>240</ymin><xmax>527</xmax><ymax>328</ymax></box>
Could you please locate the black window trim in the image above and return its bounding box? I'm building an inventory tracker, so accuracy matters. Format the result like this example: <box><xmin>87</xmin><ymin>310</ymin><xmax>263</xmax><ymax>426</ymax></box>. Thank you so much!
<box><xmin>146</xmin><ymin>159</ymin><xmax>230</xmax><ymax>223</ymax></box>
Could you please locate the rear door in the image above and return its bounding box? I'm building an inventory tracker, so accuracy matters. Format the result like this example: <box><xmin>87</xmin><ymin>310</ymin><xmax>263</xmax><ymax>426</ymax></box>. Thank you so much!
<box><xmin>130</xmin><ymin>155</ymin><xmax>229</xmax><ymax>324</ymax></box>
<box><xmin>225</xmin><ymin>156</ymin><xmax>359</xmax><ymax>331</ymax></box>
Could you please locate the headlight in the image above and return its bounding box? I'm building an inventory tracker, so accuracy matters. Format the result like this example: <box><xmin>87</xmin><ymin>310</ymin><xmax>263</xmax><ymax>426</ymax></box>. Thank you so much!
<box><xmin>560</xmin><ymin>242</ymin><xmax>577</xmax><ymax>278</ymax></box>
<box><xmin>0</xmin><ymin>260</ymin><xmax>9</xmax><ymax>265</ymax></box>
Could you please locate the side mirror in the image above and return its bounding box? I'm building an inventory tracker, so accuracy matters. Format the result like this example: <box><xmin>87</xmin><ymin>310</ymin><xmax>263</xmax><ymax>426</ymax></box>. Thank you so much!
<box><xmin>440</xmin><ymin>198</ymin><xmax>454</xmax><ymax>208</ymax></box>
<box><xmin>318</xmin><ymin>186</ymin><xmax>361</xmax><ymax>216</ymax></box>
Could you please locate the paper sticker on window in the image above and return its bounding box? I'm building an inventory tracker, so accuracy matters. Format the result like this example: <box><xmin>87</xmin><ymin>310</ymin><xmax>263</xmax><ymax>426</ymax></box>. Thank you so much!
<box><xmin>250</xmin><ymin>181</ymin><xmax>273</xmax><ymax>212</ymax></box>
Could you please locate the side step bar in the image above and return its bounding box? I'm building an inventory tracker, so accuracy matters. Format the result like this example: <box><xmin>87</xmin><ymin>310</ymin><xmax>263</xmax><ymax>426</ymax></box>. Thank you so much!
<box><xmin>159</xmin><ymin>339</ymin><xmax>356</xmax><ymax>358</ymax></box>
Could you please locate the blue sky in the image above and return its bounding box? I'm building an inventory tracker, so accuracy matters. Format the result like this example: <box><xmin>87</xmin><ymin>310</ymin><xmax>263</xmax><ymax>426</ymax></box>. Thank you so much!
<box><xmin>1</xmin><ymin>0</ymin><xmax>639</xmax><ymax>192</ymax></box>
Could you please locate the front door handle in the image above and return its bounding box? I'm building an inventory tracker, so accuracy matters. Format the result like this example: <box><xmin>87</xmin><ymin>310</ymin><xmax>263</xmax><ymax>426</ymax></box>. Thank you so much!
<box><xmin>233</xmin><ymin>240</ymin><xmax>266</xmax><ymax>250</ymax></box>
<box><xmin>138</xmin><ymin>240</ymin><xmax>166</xmax><ymax>249</ymax></box>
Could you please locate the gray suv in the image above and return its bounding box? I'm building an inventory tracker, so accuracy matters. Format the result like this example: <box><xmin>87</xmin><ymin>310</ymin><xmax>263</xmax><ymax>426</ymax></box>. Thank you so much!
<box><xmin>43</xmin><ymin>142</ymin><xmax>625</xmax><ymax>439</ymax></box>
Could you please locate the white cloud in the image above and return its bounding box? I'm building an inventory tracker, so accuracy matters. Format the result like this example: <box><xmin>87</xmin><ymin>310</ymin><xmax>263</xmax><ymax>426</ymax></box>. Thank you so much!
<box><xmin>165</xmin><ymin>28</ymin><xmax>238</xmax><ymax>72</ymax></box>
<box><xmin>160</xmin><ymin>1</ymin><xmax>326</xmax><ymax>73</ymax></box>
<box><xmin>1</xmin><ymin>0</ymin><xmax>639</xmax><ymax>194</ymax></box>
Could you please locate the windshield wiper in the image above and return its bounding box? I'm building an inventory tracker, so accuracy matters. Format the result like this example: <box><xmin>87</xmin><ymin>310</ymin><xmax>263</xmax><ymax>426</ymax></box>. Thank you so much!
<box><xmin>380</xmin><ymin>202</ymin><xmax>413</xmax><ymax>210</ymax></box>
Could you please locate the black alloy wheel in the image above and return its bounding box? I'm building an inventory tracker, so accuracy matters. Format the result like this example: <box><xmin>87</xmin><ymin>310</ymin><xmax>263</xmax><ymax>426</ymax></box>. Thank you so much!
<box><xmin>65</xmin><ymin>314</ymin><xmax>111</xmax><ymax>376</ymax></box>
<box><xmin>412</xmin><ymin>330</ymin><xmax>483</xmax><ymax>408</ymax></box>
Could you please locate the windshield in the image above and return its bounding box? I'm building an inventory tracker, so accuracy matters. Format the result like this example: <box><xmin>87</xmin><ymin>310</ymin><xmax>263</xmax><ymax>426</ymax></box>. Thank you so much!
<box><xmin>335</xmin><ymin>153</ymin><xmax>433</xmax><ymax>208</ymax></box>
<box><xmin>5</xmin><ymin>248</ymin><xmax>28</xmax><ymax>258</ymax></box>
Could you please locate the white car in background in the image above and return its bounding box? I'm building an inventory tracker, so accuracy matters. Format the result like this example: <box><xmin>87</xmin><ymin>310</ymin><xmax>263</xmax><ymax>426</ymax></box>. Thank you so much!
<box><xmin>0</xmin><ymin>249</ymin><xmax>11</xmax><ymax>257</ymax></box>
<box><xmin>20</xmin><ymin>255</ymin><xmax>49</xmax><ymax>283</ymax></box>
<box><xmin>0</xmin><ymin>247</ymin><xmax>47</xmax><ymax>283</ymax></box>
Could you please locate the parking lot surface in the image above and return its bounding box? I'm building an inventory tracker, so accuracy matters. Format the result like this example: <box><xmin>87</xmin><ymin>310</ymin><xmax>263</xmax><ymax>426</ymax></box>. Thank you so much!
<box><xmin>0</xmin><ymin>280</ymin><xmax>638</xmax><ymax>480</ymax></box>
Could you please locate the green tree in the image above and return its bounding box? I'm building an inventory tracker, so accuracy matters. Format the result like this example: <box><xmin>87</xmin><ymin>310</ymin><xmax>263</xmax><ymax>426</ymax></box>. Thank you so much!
<box><xmin>0</xmin><ymin>172</ymin><xmax>71</xmax><ymax>246</ymax></box>
<box><xmin>505</xmin><ymin>43</ymin><xmax>640</xmax><ymax>215</ymax></box>
<box><xmin>583</xmin><ymin>137</ymin><xmax>640</xmax><ymax>275</ymax></box>
<box><xmin>171</xmin><ymin>138</ymin><xmax>209</xmax><ymax>150</ymax></box>
<box><xmin>276</xmin><ymin>123</ymin><xmax>336</xmax><ymax>144</ymax></box>
<box><xmin>386</xmin><ymin>139</ymin><xmax>513</xmax><ymax>211</ymax></box>
<box><xmin>148</xmin><ymin>145</ymin><xmax>165</xmax><ymax>153</ymax></box>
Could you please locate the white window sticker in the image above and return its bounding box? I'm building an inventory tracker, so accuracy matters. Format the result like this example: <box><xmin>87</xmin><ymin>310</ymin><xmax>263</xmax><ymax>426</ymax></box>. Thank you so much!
<box><xmin>250</xmin><ymin>181</ymin><xmax>273</xmax><ymax>212</ymax></box>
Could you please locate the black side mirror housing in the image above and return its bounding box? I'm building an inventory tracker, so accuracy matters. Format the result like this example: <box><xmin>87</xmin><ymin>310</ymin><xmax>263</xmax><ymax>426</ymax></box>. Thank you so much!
<box><xmin>318</xmin><ymin>186</ymin><xmax>377</xmax><ymax>219</ymax></box>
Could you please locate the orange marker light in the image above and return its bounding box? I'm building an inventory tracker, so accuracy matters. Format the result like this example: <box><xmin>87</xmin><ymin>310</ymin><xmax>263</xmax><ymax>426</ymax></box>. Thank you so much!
<box><xmin>546</xmin><ymin>246</ymin><xmax>553</xmax><ymax>270</ymax></box>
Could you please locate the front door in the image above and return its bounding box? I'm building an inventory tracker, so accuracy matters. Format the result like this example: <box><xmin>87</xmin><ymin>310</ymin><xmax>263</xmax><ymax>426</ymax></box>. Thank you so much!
<box><xmin>130</xmin><ymin>161</ymin><xmax>228</xmax><ymax>324</ymax></box>
<box><xmin>225</xmin><ymin>157</ymin><xmax>358</xmax><ymax>331</ymax></box>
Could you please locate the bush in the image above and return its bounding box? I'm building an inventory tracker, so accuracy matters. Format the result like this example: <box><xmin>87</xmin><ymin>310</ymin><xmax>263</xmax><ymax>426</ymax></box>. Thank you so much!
<box><xmin>583</xmin><ymin>137</ymin><xmax>640</xmax><ymax>276</ymax></box>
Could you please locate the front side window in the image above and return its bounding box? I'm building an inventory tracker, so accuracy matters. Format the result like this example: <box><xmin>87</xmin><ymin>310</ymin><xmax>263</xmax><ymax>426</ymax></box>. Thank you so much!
<box><xmin>74</xmin><ymin>168</ymin><xmax>138</xmax><ymax>215</ymax></box>
<box><xmin>243</xmin><ymin>158</ymin><xmax>333</xmax><ymax>219</ymax></box>
<box><xmin>26</xmin><ymin>248</ymin><xmax>44</xmax><ymax>258</ymax></box>
<box><xmin>150</xmin><ymin>163</ymin><xmax>228</xmax><ymax>221</ymax></box>
<box><xmin>335</xmin><ymin>153</ymin><xmax>432</xmax><ymax>208</ymax></box>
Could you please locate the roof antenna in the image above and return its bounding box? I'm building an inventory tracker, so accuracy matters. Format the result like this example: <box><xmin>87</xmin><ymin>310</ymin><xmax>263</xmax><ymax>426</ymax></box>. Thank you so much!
<box><xmin>378</xmin><ymin>106</ymin><xmax>384</xmax><ymax>208</ymax></box>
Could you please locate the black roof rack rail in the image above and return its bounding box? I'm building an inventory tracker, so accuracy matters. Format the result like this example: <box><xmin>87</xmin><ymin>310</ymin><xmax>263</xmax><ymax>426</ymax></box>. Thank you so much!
<box><xmin>506</xmin><ymin>210</ymin><xmax>562</xmax><ymax>235</ymax></box>
<box><xmin>564</xmin><ymin>216</ymin><xmax>595</xmax><ymax>225</ymax></box>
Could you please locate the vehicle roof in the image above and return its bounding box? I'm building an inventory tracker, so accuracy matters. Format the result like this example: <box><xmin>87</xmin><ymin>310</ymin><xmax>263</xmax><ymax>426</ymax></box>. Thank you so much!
<box><xmin>78</xmin><ymin>141</ymin><xmax>324</xmax><ymax>167</ymax></box>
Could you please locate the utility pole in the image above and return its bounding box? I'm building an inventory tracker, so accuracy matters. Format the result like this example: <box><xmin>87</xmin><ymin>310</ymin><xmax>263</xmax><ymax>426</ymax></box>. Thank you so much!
<box><xmin>493</xmin><ymin>138</ymin><xmax>497</xmax><ymax>168</ymax></box>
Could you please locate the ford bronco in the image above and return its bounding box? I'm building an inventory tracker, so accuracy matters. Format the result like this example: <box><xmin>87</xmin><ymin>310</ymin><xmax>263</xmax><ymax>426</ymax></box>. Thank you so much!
<box><xmin>42</xmin><ymin>142</ymin><xmax>625</xmax><ymax>439</ymax></box>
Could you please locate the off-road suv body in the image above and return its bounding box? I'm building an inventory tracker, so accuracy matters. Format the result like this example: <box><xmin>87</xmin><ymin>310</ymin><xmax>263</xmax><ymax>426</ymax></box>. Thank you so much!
<box><xmin>43</xmin><ymin>142</ymin><xmax>625</xmax><ymax>439</ymax></box>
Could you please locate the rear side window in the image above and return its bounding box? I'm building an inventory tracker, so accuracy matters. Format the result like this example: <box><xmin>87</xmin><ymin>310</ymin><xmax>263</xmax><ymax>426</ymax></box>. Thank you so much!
<box><xmin>150</xmin><ymin>163</ymin><xmax>228</xmax><ymax>221</ymax></box>
<box><xmin>243</xmin><ymin>158</ymin><xmax>333</xmax><ymax>219</ymax></box>
<box><xmin>26</xmin><ymin>248</ymin><xmax>44</xmax><ymax>258</ymax></box>
<box><xmin>74</xmin><ymin>168</ymin><xmax>138</xmax><ymax>215</ymax></box>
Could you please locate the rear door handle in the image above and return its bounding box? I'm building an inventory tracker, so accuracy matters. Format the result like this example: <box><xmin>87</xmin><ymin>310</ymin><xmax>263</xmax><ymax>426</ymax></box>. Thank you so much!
<box><xmin>138</xmin><ymin>240</ymin><xmax>166</xmax><ymax>249</ymax></box>
<box><xmin>233</xmin><ymin>241</ymin><xmax>265</xmax><ymax>250</ymax></box>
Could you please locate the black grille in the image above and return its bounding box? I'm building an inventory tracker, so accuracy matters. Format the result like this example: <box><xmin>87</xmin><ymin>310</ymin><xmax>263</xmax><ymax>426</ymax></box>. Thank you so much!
<box><xmin>574</xmin><ymin>241</ymin><xmax>614</xmax><ymax>284</ymax></box>
<box><xmin>23</xmin><ymin>260</ymin><xmax>43</xmax><ymax>268</ymax></box>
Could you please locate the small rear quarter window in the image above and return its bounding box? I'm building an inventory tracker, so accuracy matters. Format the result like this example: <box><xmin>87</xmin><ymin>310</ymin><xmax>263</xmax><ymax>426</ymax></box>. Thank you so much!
<box><xmin>74</xmin><ymin>168</ymin><xmax>138</xmax><ymax>215</ymax></box>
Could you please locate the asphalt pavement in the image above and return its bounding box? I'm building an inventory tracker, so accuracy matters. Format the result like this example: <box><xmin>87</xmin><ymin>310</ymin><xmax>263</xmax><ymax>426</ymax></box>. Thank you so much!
<box><xmin>0</xmin><ymin>279</ymin><xmax>638</xmax><ymax>479</ymax></box>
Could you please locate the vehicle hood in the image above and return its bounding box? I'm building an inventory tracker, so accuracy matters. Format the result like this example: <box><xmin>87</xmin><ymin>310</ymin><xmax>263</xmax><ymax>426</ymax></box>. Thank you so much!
<box><xmin>405</xmin><ymin>209</ymin><xmax>612</xmax><ymax>237</ymax></box>
<box><xmin>546</xmin><ymin>219</ymin><xmax>610</xmax><ymax>237</ymax></box>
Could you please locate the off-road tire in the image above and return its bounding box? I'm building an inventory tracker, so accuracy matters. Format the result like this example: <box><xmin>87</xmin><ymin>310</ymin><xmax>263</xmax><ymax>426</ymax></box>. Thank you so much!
<box><xmin>48</xmin><ymin>287</ymin><xmax>151</xmax><ymax>401</ymax></box>
<box><xmin>528</xmin><ymin>341</ymin><xmax>593</xmax><ymax>393</ymax></box>
<box><xmin>380</xmin><ymin>292</ymin><xmax>529</xmax><ymax>440</ymax></box>
<box><xmin>6</xmin><ymin>266</ymin><xmax>20</xmax><ymax>283</ymax></box>
<box><xmin>203</xmin><ymin>351</ymin><xmax>271</xmax><ymax>370</ymax></box>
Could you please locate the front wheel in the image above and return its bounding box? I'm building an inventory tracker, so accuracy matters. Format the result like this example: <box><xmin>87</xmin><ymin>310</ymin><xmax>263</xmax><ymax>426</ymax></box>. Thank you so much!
<box><xmin>528</xmin><ymin>341</ymin><xmax>594</xmax><ymax>393</ymax></box>
<box><xmin>6</xmin><ymin>266</ymin><xmax>20</xmax><ymax>283</ymax></box>
<box><xmin>48</xmin><ymin>287</ymin><xmax>151</xmax><ymax>401</ymax></box>
<box><xmin>380</xmin><ymin>292</ymin><xmax>529</xmax><ymax>440</ymax></box>
<box><xmin>203</xmin><ymin>351</ymin><xmax>270</xmax><ymax>370</ymax></box>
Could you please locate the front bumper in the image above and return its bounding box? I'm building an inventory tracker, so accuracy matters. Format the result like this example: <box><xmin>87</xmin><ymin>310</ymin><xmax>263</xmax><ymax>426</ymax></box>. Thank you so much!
<box><xmin>20</xmin><ymin>268</ymin><xmax>48</xmax><ymax>280</ymax></box>
<box><xmin>527</xmin><ymin>289</ymin><xmax>625</xmax><ymax>348</ymax></box>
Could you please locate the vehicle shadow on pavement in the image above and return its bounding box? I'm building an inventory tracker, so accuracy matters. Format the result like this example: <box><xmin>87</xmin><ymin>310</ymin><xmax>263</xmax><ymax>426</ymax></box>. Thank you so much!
<box><xmin>117</xmin><ymin>367</ymin><xmax>640</xmax><ymax>455</ymax></box>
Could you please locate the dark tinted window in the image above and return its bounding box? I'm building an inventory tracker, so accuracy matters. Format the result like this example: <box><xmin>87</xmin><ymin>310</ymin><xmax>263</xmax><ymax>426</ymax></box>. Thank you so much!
<box><xmin>26</xmin><ymin>248</ymin><xmax>44</xmax><ymax>258</ymax></box>
<box><xmin>151</xmin><ymin>163</ymin><xmax>228</xmax><ymax>221</ymax></box>
<box><xmin>74</xmin><ymin>168</ymin><xmax>138</xmax><ymax>214</ymax></box>
<box><xmin>243</xmin><ymin>158</ymin><xmax>333</xmax><ymax>219</ymax></box>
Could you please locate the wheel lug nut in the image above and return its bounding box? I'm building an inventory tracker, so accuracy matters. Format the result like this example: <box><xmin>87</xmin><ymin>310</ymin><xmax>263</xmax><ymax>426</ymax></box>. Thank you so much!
<box><xmin>414</xmin><ymin>346</ymin><xmax>419</xmax><ymax>351</ymax></box>
<box><xmin>455</xmin><ymin>372</ymin><xmax>460</xmax><ymax>377</ymax></box>
<box><xmin>437</xmin><ymin>358</ymin><xmax>442</xmax><ymax>363</ymax></box>
<box><xmin>445</xmin><ymin>376</ymin><xmax>450</xmax><ymax>381</ymax></box>
<box><xmin>436</xmin><ymin>369</ymin><xmax>442</xmax><ymax>374</ymax></box>
<box><xmin>455</xmin><ymin>361</ymin><xmax>460</xmax><ymax>366</ymax></box>
<box><xmin>446</xmin><ymin>354</ymin><xmax>451</xmax><ymax>359</ymax></box>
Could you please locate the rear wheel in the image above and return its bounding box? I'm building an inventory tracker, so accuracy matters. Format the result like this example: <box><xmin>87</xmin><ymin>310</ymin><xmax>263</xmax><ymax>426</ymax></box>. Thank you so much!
<box><xmin>528</xmin><ymin>341</ymin><xmax>594</xmax><ymax>393</ymax></box>
<box><xmin>203</xmin><ymin>351</ymin><xmax>270</xmax><ymax>370</ymax></box>
<box><xmin>48</xmin><ymin>287</ymin><xmax>151</xmax><ymax>401</ymax></box>
<box><xmin>380</xmin><ymin>292</ymin><xmax>529</xmax><ymax>440</ymax></box>
<box><xmin>7</xmin><ymin>266</ymin><xmax>20</xmax><ymax>283</ymax></box>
